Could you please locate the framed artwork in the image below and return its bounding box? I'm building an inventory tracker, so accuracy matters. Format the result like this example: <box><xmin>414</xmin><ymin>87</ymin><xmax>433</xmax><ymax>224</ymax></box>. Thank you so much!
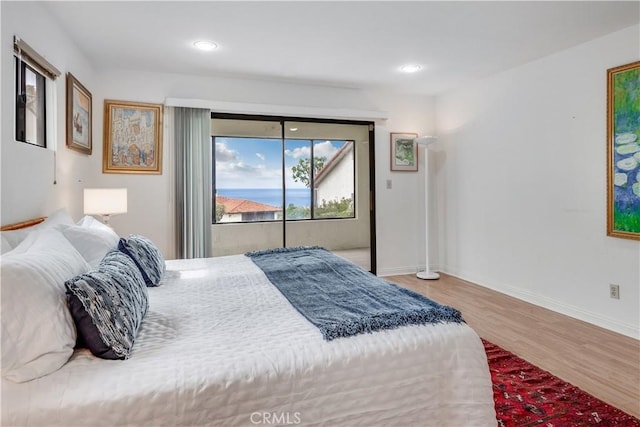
<box><xmin>390</xmin><ymin>132</ymin><xmax>418</xmax><ymax>172</ymax></box>
<box><xmin>66</xmin><ymin>73</ymin><xmax>92</xmax><ymax>154</ymax></box>
<box><xmin>103</xmin><ymin>100</ymin><xmax>163</xmax><ymax>174</ymax></box>
<box><xmin>607</xmin><ymin>60</ymin><xmax>640</xmax><ymax>240</ymax></box>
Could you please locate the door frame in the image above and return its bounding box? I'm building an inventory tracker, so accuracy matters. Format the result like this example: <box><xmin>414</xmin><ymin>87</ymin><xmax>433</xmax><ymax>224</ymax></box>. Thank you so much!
<box><xmin>211</xmin><ymin>112</ymin><xmax>377</xmax><ymax>274</ymax></box>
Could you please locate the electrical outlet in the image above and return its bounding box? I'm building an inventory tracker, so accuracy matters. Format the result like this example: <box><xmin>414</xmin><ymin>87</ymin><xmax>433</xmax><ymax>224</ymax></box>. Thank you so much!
<box><xmin>609</xmin><ymin>284</ymin><xmax>620</xmax><ymax>300</ymax></box>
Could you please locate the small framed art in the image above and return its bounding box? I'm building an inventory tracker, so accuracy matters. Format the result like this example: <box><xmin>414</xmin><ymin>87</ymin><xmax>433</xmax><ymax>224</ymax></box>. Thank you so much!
<box><xmin>103</xmin><ymin>100</ymin><xmax>163</xmax><ymax>174</ymax></box>
<box><xmin>66</xmin><ymin>73</ymin><xmax>92</xmax><ymax>154</ymax></box>
<box><xmin>390</xmin><ymin>132</ymin><xmax>418</xmax><ymax>172</ymax></box>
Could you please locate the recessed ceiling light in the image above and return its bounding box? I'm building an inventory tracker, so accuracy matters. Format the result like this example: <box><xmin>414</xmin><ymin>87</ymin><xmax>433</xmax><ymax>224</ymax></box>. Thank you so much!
<box><xmin>400</xmin><ymin>64</ymin><xmax>422</xmax><ymax>73</ymax></box>
<box><xmin>193</xmin><ymin>40</ymin><xmax>218</xmax><ymax>51</ymax></box>
<box><xmin>289</xmin><ymin>127</ymin><xmax>298</xmax><ymax>132</ymax></box>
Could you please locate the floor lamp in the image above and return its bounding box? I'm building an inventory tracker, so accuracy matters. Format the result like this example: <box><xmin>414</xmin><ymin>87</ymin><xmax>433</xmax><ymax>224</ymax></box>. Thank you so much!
<box><xmin>415</xmin><ymin>136</ymin><xmax>440</xmax><ymax>280</ymax></box>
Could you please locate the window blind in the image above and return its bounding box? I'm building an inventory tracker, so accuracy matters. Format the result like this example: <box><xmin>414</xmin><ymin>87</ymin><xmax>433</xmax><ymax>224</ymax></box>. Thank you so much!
<box><xmin>13</xmin><ymin>36</ymin><xmax>60</xmax><ymax>80</ymax></box>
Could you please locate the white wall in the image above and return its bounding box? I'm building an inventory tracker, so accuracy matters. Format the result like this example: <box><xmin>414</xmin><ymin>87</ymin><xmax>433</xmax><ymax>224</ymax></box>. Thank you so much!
<box><xmin>372</xmin><ymin>91</ymin><xmax>437</xmax><ymax>275</ymax></box>
<box><xmin>436</xmin><ymin>25</ymin><xmax>640</xmax><ymax>338</ymax></box>
<box><xmin>1</xmin><ymin>0</ymin><xmax>436</xmax><ymax>271</ymax></box>
<box><xmin>93</xmin><ymin>70</ymin><xmax>436</xmax><ymax>264</ymax></box>
<box><xmin>1</xmin><ymin>1</ymin><xmax>97</xmax><ymax>225</ymax></box>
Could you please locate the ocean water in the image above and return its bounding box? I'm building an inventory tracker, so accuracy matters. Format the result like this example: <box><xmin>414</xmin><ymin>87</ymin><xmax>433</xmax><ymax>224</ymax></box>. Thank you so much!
<box><xmin>217</xmin><ymin>188</ymin><xmax>311</xmax><ymax>208</ymax></box>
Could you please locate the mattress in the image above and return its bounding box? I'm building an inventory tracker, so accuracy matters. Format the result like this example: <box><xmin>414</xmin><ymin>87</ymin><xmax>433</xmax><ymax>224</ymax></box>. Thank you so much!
<box><xmin>2</xmin><ymin>255</ymin><xmax>497</xmax><ymax>426</ymax></box>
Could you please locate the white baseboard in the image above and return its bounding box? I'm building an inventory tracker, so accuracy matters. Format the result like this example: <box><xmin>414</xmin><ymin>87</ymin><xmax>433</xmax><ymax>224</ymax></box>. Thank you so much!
<box><xmin>378</xmin><ymin>264</ymin><xmax>440</xmax><ymax>278</ymax></box>
<box><xmin>377</xmin><ymin>265</ymin><xmax>419</xmax><ymax>277</ymax></box>
<box><xmin>442</xmin><ymin>266</ymin><xmax>639</xmax><ymax>340</ymax></box>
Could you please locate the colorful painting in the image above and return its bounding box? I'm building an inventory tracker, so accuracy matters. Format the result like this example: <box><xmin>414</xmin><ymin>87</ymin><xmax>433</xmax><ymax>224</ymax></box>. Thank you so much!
<box><xmin>607</xmin><ymin>61</ymin><xmax>640</xmax><ymax>240</ymax></box>
<box><xmin>390</xmin><ymin>132</ymin><xmax>418</xmax><ymax>171</ymax></box>
<box><xmin>66</xmin><ymin>73</ymin><xmax>92</xmax><ymax>154</ymax></box>
<box><xmin>103</xmin><ymin>100</ymin><xmax>163</xmax><ymax>174</ymax></box>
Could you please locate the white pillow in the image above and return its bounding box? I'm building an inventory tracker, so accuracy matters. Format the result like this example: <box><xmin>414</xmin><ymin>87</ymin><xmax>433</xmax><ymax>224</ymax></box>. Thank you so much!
<box><xmin>1</xmin><ymin>234</ymin><xmax>13</xmax><ymax>254</ymax></box>
<box><xmin>1</xmin><ymin>227</ymin><xmax>32</xmax><ymax>251</ymax></box>
<box><xmin>0</xmin><ymin>209</ymin><xmax>75</xmax><ymax>252</ymax></box>
<box><xmin>43</xmin><ymin>208</ymin><xmax>75</xmax><ymax>228</ymax></box>
<box><xmin>1</xmin><ymin>228</ymin><xmax>90</xmax><ymax>383</ymax></box>
<box><xmin>56</xmin><ymin>222</ymin><xmax>119</xmax><ymax>267</ymax></box>
<box><xmin>77</xmin><ymin>215</ymin><xmax>112</xmax><ymax>232</ymax></box>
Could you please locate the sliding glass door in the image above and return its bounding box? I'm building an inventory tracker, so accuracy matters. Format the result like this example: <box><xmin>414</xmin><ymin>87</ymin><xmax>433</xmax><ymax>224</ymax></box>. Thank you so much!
<box><xmin>211</xmin><ymin>115</ymin><xmax>374</xmax><ymax>272</ymax></box>
<box><xmin>212</xmin><ymin>118</ymin><xmax>284</xmax><ymax>254</ymax></box>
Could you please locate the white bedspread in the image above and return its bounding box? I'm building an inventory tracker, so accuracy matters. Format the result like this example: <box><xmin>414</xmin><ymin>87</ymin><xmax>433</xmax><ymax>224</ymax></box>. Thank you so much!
<box><xmin>2</xmin><ymin>255</ymin><xmax>496</xmax><ymax>426</ymax></box>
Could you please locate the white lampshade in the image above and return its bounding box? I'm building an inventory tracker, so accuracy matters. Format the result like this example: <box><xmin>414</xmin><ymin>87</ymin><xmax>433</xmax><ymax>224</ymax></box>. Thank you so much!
<box><xmin>84</xmin><ymin>188</ymin><xmax>128</xmax><ymax>216</ymax></box>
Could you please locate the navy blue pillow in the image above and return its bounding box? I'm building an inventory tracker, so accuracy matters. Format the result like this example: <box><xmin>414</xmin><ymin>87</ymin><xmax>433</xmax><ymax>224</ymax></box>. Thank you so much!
<box><xmin>118</xmin><ymin>234</ymin><xmax>165</xmax><ymax>287</ymax></box>
<box><xmin>66</xmin><ymin>249</ymin><xmax>148</xmax><ymax>360</ymax></box>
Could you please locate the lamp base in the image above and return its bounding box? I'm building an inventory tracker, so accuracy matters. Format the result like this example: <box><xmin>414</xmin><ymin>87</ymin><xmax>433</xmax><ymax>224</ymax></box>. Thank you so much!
<box><xmin>416</xmin><ymin>271</ymin><xmax>440</xmax><ymax>280</ymax></box>
<box><xmin>101</xmin><ymin>214</ymin><xmax>112</xmax><ymax>226</ymax></box>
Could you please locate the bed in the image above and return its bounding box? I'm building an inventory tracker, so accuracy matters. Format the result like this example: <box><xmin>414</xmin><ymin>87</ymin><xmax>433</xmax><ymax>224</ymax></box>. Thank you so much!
<box><xmin>1</xmin><ymin>213</ymin><xmax>497</xmax><ymax>426</ymax></box>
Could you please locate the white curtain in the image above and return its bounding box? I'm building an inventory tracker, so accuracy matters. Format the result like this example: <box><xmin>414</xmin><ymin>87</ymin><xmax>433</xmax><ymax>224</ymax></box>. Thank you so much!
<box><xmin>174</xmin><ymin>107</ymin><xmax>212</xmax><ymax>258</ymax></box>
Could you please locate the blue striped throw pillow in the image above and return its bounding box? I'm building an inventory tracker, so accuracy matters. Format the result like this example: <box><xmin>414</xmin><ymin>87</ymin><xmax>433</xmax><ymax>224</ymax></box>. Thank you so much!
<box><xmin>118</xmin><ymin>234</ymin><xmax>165</xmax><ymax>287</ymax></box>
<box><xmin>65</xmin><ymin>249</ymin><xmax>148</xmax><ymax>359</ymax></box>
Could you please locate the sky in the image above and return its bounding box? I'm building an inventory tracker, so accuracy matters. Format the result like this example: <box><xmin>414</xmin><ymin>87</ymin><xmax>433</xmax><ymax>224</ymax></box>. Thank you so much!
<box><xmin>215</xmin><ymin>137</ymin><xmax>347</xmax><ymax>189</ymax></box>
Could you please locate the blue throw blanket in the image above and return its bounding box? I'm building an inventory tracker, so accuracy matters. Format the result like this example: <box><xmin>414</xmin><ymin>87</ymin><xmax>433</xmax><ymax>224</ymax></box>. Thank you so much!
<box><xmin>245</xmin><ymin>246</ymin><xmax>463</xmax><ymax>341</ymax></box>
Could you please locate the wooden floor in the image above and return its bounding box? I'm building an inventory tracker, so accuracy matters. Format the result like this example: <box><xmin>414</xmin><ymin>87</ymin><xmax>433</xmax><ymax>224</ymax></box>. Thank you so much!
<box><xmin>333</xmin><ymin>247</ymin><xmax>370</xmax><ymax>271</ymax></box>
<box><xmin>386</xmin><ymin>273</ymin><xmax>640</xmax><ymax>418</ymax></box>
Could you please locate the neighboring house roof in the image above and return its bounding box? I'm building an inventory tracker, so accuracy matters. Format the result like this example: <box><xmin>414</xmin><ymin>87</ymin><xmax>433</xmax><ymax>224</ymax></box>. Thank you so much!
<box><xmin>314</xmin><ymin>141</ymin><xmax>353</xmax><ymax>186</ymax></box>
<box><xmin>216</xmin><ymin>195</ymin><xmax>280</xmax><ymax>213</ymax></box>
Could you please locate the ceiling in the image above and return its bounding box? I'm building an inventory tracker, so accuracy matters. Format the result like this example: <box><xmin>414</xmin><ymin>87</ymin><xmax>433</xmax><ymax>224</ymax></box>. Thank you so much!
<box><xmin>43</xmin><ymin>1</ymin><xmax>639</xmax><ymax>95</ymax></box>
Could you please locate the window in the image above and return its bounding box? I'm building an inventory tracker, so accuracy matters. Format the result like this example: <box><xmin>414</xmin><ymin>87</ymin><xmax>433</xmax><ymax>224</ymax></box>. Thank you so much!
<box><xmin>284</xmin><ymin>139</ymin><xmax>311</xmax><ymax>220</ymax></box>
<box><xmin>212</xmin><ymin>118</ymin><xmax>357</xmax><ymax>224</ymax></box>
<box><xmin>285</xmin><ymin>139</ymin><xmax>355</xmax><ymax>220</ymax></box>
<box><xmin>13</xmin><ymin>36</ymin><xmax>60</xmax><ymax>148</ymax></box>
<box><xmin>15</xmin><ymin>60</ymin><xmax>46</xmax><ymax>147</ymax></box>
<box><xmin>312</xmin><ymin>139</ymin><xmax>354</xmax><ymax>219</ymax></box>
<box><xmin>214</xmin><ymin>136</ymin><xmax>283</xmax><ymax>223</ymax></box>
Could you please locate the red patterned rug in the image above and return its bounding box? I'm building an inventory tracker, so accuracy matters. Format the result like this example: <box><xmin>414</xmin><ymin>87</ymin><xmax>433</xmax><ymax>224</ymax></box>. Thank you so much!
<box><xmin>484</xmin><ymin>339</ymin><xmax>640</xmax><ymax>426</ymax></box>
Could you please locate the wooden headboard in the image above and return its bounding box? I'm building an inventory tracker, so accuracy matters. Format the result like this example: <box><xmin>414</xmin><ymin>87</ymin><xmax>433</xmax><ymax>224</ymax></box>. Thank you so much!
<box><xmin>0</xmin><ymin>217</ymin><xmax>46</xmax><ymax>231</ymax></box>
